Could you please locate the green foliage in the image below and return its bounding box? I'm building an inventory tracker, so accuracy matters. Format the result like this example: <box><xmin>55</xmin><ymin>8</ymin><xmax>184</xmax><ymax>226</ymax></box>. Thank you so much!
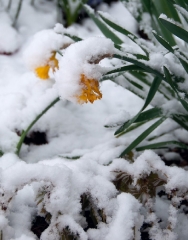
<box><xmin>84</xmin><ymin>1</ymin><xmax>188</xmax><ymax>157</ymax></box>
<box><xmin>58</xmin><ymin>0</ymin><xmax>88</xmax><ymax>26</ymax></box>
<box><xmin>121</xmin><ymin>0</ymin><xmax>179</xmax><ymax>45</ymax></box>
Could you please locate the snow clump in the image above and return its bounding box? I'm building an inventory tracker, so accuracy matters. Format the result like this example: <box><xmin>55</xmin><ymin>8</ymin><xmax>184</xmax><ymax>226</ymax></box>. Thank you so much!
<box><xmin>23</xmin><ymin>29</ymin><xmax>72</xmax><ymax>79</ymax></box>
<box><xmin>0</xmin><ymin>12</ymin><xmax>21</xmax><ymax>54</ymax></box>
<box><xmin>55</xmin><ymin>37</ymin><xmax>115</xmax><ymax>103</ymax></box>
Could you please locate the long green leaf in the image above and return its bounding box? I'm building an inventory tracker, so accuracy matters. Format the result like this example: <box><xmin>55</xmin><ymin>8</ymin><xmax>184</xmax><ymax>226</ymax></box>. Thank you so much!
<box><xmin>98</xmin><ymin>11</ymin><xmax>149</xmax><ymax>55</ymax></box>
<box><xmin>152</xmin><ymin>30</ymin><xmax>188</xmax><ymax>74</ymax></box>
<box><xmin>154</xmin><ymin>0</ymin><xmax>181</xmax><ymax>22</ymax></box>
<box><xmin>116</xmin><ymin>121</ymin><xmax>148</xmax><ymax>137</ymax></box>
<box><xmin>174</xmin><ymin>5</ymin><xmax>188</xmax><ymax>23</ymax></box>
<box><xmin>174</xmin><ymin>49</ymin><xmax>188</xmax><ymax>74</ymax></box>
<box><xmin>64</xmin><ymin>33</ymin><xmax>82</xmax><ymax>42</ymax></box>
<box><xmin>142</xmin><ymin>76</ymin><xmax>162</xmax><ymax>109</ymax></box>
<box><xmin>125</xmin><ymin>76</ymin><xmax>144</xmax><ymax>90</ymax></box>
<box><xmin>173</xmin><ymin>0</ymin><xmax>187</xmax><ymax>9</ymax></box>
<box><xmin>179</xmin><ymin>59</ymin><xmax>188</xmax><ymax>74</ymax></box>
<box><xmin>141</xmin><ymin>0</ymin><xmax>151</xmax><ymax>14</ymax></box>
<box><xmin>135</xmin><ymin>108</ymin><xmax>163</xmax><ymax>122</ymax></box>
<box><xmin>163</xmin><ymin>66</ymin><xmax>188</xmax><ymax>112</ymax></box>
<box><xmin>119</xmin><ymin>117</ymin><xmax>166</xmax><ymax>157</ymax></box>
<box><xmin>136</xmin><ymin>140</ymin><xmax>188</xmax><ymax>151</ymax></box>
<box><xmin>115</xmin><ymin>112</ymin><xmax>141</xmax><ymax>135</ymax></box>
<box><xmin>148</xmin><ymin>1</ymin><xmax>176</xmax><ymax>45</ymax></box>
<box><xmin>114</xmin><ymin>54</ymin><xmax>164</xmax><ymax>80</ymax></box>
<box><xmin>83</xmin><ymin>4</ymin><xmax>123</xmax><ymax>45</ymax></box>
<box><xmin>171</xmin><ymin>114</ymin><xmax>188</xmax><ymax>131</ymax></box>
<box><xmin>98</xmin><ymin>11</ymin><xmax>137</xmax><ymax>41</ymax></box>
<box><xmin>152</xmin><ymin>31</ymin><xmax>174</xmax><ymax>52</ymax></box>
<box><xmin>159</xmin><ymin>16</ymin><xmax>188</xmax><ymax>43</ymax></box>
<box><xmin>104</xmin><ymin>65</ymin><xmax>145</xmax><ymax>75</ymax></box>
<box><xmin>115</xmin><ymin>76</ymin><xmax>163</xmax><ymax>135</ymax></box>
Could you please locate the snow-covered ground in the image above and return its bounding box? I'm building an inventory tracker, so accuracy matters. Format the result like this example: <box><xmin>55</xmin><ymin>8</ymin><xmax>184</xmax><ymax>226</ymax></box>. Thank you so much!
<box><xmin>0</xmin><ymin>0</ymin><xmax>188</xmax><ymax>239</ymax></box>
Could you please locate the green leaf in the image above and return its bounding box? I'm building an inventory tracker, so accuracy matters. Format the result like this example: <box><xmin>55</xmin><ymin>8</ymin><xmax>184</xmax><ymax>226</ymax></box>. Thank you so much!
<box><xmin>174</xmin><ymin>49</ymin><xmax>188</xmax><ymax>74</ymax></box>
<box><xmin>174</xmin><ymin>5</ymin><xmax>188</xmax><ymax>23</ymax></box>
<box><xmin>141</xmin><ymin>0</ymin><xmax>151</xmax><ymax>14</ymax></box>
<box><xmin>173</xmin><ymin>0</ymin><xmax>187</xmax><ymax>9</ymax></box>
<box><xmin>159</xmin><ymin>16</ymin><xmax>188</xmax><ymax>43</ymax></box>
<box><xmin>179</xmin><ymin>58</ymin><xmax>188</xmax><ymax>74</ymax></box>
<box><xmin>59</xmin><ymin>155</ymin><xmax>81</xmax><ymax>160</ymax></box>
<box><xmin>142</xmin><ymin>76</ymin><xmax>162</xmax><ymax>110</ymax></box>
<box><xmin>146</xmin><ymin>1</ymin><xmax>176</xmax><ymax>45</ymax></box>
<box><xmin>116</xmin><ymin>121</ymin><xmax>148</xmax><ymax>138</ymax></box>
<box><xmin>114</xmin><ymin>54</ymin><xmax>164</xmax><ymax>80</ymax></box>
<box><xmin>104</xmin><ymin>65</ymin><xmax>145</xmax><ymax>75</ymax></box>
<box><xmin>119</xmin><ymin>117</ymin><xmax>166</xmax><ymax>157</ymax></box>
<box><xmin>83</xmin><ymin>4</ymin><xmax>123</xmax><ymax>45</ymax></box>
<box><xmin>136</xmin><ymin>140</ymin><xmax>188</xmax><ymax>151</ymax></box>
<box><xmin>126</xmin><ymin>77</ymin><xmax>144</xmax><ymax>90</ymax></box>
<box><xmin>135</xmin><ymin>108</ymin><xmax>163</xmax><ymax>122</ymax></box>
<box><xmin>0</xmin><ymin>150</ymin><xmax>3</xmax><ymax>157</ymax></box>
<box><xmin>115</xmin><ymin>76</ymin><xmax>163</xmax><ymax>135</ymax></box>
<box><xmin>152</xmin><ymin>31</ymin><xmax>174</xmax><ymax>53</ymax></box>
<box><xmin>98</xmin><ymin>11</ymin><xmax>137</xmax><ymax>41</ymax></box>
<box><xmin>64</xmin><ymin>33</ymin><xmax>82</xmax><ymax>42</ymax></box>
<box><xmin>115</xmin><ymin>114</ymin><xmax>139</xmax><ymax>135</ymax></box>
<box><xmin>163</xmin><ymin>66</ymin><xmax>188</xmax><ymax>112</ymax></box>
<box><xmin>154</xmin><ymin>0</ymin><xmax>181</xmax><ymax>22</ymax></box>
<box><xmin>98</xmin><ymin>11</ymin><xmax>148</xmax><ymax>55</ymax></box>
<box><xmin>171</xmin><ymin>114</ymin><xmax>188</xmax><ymax>131</ymax></box>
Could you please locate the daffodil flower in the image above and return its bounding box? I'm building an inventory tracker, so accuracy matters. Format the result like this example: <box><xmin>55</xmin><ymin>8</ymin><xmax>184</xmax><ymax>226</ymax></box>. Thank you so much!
<box><xmin>23</xmin><ymin>29</ymin><xmax>72</xmax><ymax>80</ymax></box>
<box><xmin>55</xmin><ymin>37</ymin><xmax>114</xmax><ymax>104</ymax></box>
<box><xmin>35</xmin><ymin>52</ymin><xmax>59</xmax><ymax>80</ymax></box>
<box><xmin>77</xmin><ymin>74</ymin><xmax>102</xmax><ymax>103</ymax></box>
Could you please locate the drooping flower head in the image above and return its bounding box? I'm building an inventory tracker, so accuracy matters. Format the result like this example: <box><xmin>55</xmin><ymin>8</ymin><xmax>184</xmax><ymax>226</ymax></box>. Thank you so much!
<box><xmin>55</xmin><ymin>37</ymin><xmax>114</xmax><ymax>104</ymax></box>
<box><xmin>23</xmin><ymin>29</ymin><xmax>72</xmax><ymax>80</ymax></box>
<box><xmin>34</xmin><ymin>52</ymin><xmax>58</xmax><ymax>79</ymax></box>
<box><xmin>77</xmin><ymin>74</ymin><xmax>102</xmax><ymax>103</ymax></box>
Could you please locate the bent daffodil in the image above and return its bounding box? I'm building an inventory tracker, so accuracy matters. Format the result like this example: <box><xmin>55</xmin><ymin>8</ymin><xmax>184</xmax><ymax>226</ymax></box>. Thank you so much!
<box><xmin>77</xmin><ymin>74</ymin><xmax>102</xmax><ymax>103</ymax></box>
<box><xmin>23</xmin><ymin>28</ymin><xmax>72</xmax><ymax>80</ymax></box>
<box><xmin>35</xmin><ymin>52</ymin><xmax>58</xmax><ymax>80</ymax></box>
<box><xmin>55</xmin><ymin>37</ymin><xmax>114</xmax><ymax>104</ymax></box>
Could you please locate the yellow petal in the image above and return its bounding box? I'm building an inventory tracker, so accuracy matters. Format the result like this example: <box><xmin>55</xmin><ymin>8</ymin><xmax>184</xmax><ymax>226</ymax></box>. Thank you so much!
<box><xmin>77</xmin><ymin>74</ymin><xmax>102</xmax><ymax>104</ymax></box>
<box><xmin>49</xmin><ymin>52</ymin><xmax>59</xmax><ymax>71</ymax></box>
<box><xmin>35</xmin><ymin>65</ymin><xmax>50</xmax><ymax>79</ymax></box>
<box><xmin>34</xmin><ymin>52</ymin><xmax>58</xmax><ymax>79</ymax></box>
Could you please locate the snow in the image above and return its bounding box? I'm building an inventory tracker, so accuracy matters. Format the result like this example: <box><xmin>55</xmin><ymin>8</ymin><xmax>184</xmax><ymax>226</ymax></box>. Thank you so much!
<box><xmin>55</xmin><ymin>36</ymin><xmax>114</xmax><ymax>103</ymax></box>
<box><xmin>104</xmin><ymin>193</ymin><xmax>142</xmax><ymax>240</ymax></box>
<box><xmin>0</xmin><ymin>1</ymin><xmax>187</xmax><ymax>239</ymax></box>
<box><xmin>0</xmin><ymin>12</ymin><xmax>21</xmax><ymax>53</ymax></box>
<box><xmin>23</xmin><ymin>29</ymin><xmax>71</xmax><ymax>71</ymax></box>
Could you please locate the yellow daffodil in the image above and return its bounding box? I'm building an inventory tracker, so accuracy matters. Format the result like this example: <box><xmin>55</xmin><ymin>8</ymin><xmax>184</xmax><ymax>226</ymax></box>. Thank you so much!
<box><xmin>35</xmin><ymin>52</ymin><xmax>58</xmax><ymax>80</ymax></box>
<box><xmin>54</xmin><ymin>37</ymin><xmax>114</xmax><ymax>104</ymax></box>
<box><xmin>76</xmin><ymin>74</ymin><xmax>102</xmax><ymax>104</ymax></box>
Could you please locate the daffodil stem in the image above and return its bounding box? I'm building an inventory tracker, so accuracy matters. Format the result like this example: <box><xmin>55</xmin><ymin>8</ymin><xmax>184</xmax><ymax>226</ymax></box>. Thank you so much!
<box><xmin>30</xmin><ymin>0</ymin><xmax>35</xmax><ymax>6</ymax></box>
<box><xmin>7</xmin><ymin>0</ymin><xmax>12</xmax><ymax>11</ymax></box>
<box><xmin>16</xmin><ymin>97</ymin><xmax>60</xmax><ymax>156</ymax></box>
<box><xmin>13</xmin><ymin>0</ymin><xmax>23</xmax><ymax>27</ymax></box>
